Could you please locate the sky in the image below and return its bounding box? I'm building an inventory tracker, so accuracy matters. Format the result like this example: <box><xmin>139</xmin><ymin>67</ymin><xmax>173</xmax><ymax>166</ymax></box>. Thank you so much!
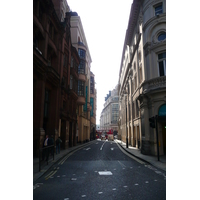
<box><xmin>67</xmin><ymin>0</ymin><xmax>133</xmax><ymax>124</ymax></box>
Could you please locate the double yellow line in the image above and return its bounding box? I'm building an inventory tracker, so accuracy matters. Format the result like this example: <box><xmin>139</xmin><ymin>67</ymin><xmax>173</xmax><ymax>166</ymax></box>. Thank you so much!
<box><xmin>45</xmin><ymin>170</ymin><xmax>58</xmax><ymax>180</ymax></box>
<box><xmin>45</xmin><ymin>141</ymin><xmax>96</xmax><ymax>180</ymax></box>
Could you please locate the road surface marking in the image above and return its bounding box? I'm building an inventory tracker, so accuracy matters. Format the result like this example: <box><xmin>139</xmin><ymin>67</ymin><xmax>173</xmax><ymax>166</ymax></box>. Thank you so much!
<box><xmin>100</xmin><ymin>141</ymin><xmax>106</xmax><ymax>150</ymax></box>
<box><xmin>98</xmin><ymin>171</ymin><xmax>112</xmax><ymax>175</ymax></box>
<box><xmin>98</xmin><ymin>192</ymin><xmax>103</xmax><ymax>194</ymax></box>
<box><xmin>45</xmin><ymin>170</ymin><xmax>57</xmax><ymax>180</ymax></box>
<box><xmin>81</xmin><ymin>195</ymin><xmax>86</xmax><ymax>198</ymax></box>
<box><xmin>84</xmin><ymin>147</ymin><xmax>91</xmax><ymax>151</ymax></box>
<box><xmin>118</xmin><ymin>160</ymin><xmax>126</xmax><ymax>168</ymax></box>
<box><xmin>111</xmin><ymin>148</ymin><xmax>114</xmax><ymax>150</ymax></box>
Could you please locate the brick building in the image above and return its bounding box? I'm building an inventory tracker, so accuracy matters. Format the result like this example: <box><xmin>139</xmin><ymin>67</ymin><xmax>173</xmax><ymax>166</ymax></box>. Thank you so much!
<box><xmin>33</xmin><ymin>0</ymin><xmax>80</xmax><ymax>156</ymax></box>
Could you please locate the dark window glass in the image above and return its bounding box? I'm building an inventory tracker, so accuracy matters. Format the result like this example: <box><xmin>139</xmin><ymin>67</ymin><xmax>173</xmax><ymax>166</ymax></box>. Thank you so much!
<box><xmin>78</xmin><ymin>49</ymin><xmax>86</xmax><ymax>59</ymax></box>
<box><xmin>158</xmin><ymin>52</ymin><xmax>166</xmax><ymax>60</ymax></box>
<box><xmin>159</xmin><ymin>62</ymin><xmax>165</xmax><ymax>76</ymax></box>
<box><xmin>78</xmin><ymin>60</ymin><xmax>85</xmax><ymax>74</ymax></box>
<box><xmin>158</xmin><ymin>52</ymin><xmax>166</xmax><ymax>76</ymax></box>
<box><xmin>78</xmin><ymin>80</ymin><xmax>84</xmax><ymax>96</ymax></box>
<box><xmin>155</xmin><ymin>4</ymin><xmax>163</xmax><ymax>15</ymax></box>
<box><xmin>158</xmin><ymin>33</ymin><xmax>166</xmax><ymax>41</ymax></box>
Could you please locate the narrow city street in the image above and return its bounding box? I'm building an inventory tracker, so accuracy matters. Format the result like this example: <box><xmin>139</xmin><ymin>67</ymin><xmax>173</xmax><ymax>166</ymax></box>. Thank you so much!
<box><xmin>33</xmin><ymin>140</ymin><xmax>166</xmax><ymax>200</ymax></box>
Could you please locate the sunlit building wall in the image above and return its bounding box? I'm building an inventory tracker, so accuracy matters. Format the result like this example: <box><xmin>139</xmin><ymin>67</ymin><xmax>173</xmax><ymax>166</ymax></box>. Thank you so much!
<box><xmin>118</xmin><ymin>0</ymin><xmax>166</xmax><ymax>156</ymax></box>
<box><xmin>90</xmin><ymin>71</ymin><xmax>97</xmax><ymax>140</ymax></box>
<box><xmin>100</xmin><ymin>85</ymin><xmax>119</xmax><ymax>134</ymax></box>
<box><xmin>70</xmin><ymin>12</ymin><xmax>92</xmax><ymax>143</ymax></box>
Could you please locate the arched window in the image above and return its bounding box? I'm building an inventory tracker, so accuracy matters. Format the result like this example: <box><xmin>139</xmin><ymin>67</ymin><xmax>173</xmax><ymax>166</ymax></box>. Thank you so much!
<box><xmin>158</xmin><ymin>32</ymin><xmax>166</xmax><ymax>41</ymax></box>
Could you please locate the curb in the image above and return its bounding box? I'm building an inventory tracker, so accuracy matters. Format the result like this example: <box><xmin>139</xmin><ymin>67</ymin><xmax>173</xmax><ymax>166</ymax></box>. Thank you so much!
<box><xmin>115</xmin><ymin>140</ymin><xmax>166</xmax><ymax>172</ymax></box>
<box><xmin>116</xmin><ymin>141</ymin><xmax>152</xmax><ymax>165</ymax></box>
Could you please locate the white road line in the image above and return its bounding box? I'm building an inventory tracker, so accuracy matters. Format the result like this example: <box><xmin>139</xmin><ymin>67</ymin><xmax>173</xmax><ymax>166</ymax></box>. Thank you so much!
<box><xmin>100</xmin><ymin>141</ymin><xmax>106</xmax><ymax>150</ymax></box>
<box><xmin>118</xmin><ymin>160</ymin><xmax>126</xmax><ymax>168</ymax></box>
<box><xmin>98</xmin><ymin>171</ymin><xmax>112</xmax><ymax>175</ymax></box>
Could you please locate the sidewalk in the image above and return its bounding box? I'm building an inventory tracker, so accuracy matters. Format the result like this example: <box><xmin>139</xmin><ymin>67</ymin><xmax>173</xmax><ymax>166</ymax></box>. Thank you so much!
<box><xmin>33</xmin><ymin>141</ymin><xmax>96</xmax><ymax>183</ymax></box>
<box><xmin>115</xmin><ymin>139</ymin><xmax>166</xmax><ymax>171</ymax></box>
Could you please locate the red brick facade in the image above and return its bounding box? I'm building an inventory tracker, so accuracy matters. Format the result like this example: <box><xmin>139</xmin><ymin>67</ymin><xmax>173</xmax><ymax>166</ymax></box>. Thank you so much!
<box><xmin>33</xmin><ymin>0</ymin><xmax>80</xmax><ymax>156</ymax></box>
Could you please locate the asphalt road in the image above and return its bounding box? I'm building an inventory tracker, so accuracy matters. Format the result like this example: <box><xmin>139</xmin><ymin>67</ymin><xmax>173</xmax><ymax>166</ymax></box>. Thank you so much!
<box><xmin>33</xmin><ymin>139</ymin><xmax>166</xmax><ymax>200</ymax></box>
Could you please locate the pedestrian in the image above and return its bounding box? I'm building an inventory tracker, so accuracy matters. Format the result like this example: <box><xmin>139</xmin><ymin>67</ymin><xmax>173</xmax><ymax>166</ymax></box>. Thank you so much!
<box><xmin>56</xmin><ymin>137</ymin><xmax>62</xmax><ymax>154</ymax></box>
<box><xmin>42</xmin><ymin>135</ymin><xmax>49</xmax><ymax>161</ymax></box>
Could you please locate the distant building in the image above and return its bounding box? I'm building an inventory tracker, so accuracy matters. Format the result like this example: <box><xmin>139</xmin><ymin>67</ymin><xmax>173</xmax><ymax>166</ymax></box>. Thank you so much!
<box><xmin>100</xmin><ymin>85</ymin><xmax>119</xmax><ymax>135</ymax></box>
<box><xmin>96</xmin><ymin>125</ymin><xmax>100</xmax><ymax>130</ymax></box>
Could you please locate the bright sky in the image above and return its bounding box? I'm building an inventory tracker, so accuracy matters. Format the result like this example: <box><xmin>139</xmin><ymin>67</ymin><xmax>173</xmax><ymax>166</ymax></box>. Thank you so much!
<box><xmin>67</xmin><ymin>0</ymin><xmax>133</xmax><ymax>124</ymax></box>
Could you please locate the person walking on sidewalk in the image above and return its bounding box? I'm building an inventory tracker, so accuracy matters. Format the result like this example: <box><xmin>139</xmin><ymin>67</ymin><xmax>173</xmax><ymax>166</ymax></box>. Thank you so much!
<box><xmin>56</xmin><ymin>137</ymin><xmax>62</xmax><ymax>154</ymax></box>
<box><xmin>42</xmin><ymin>134</ymin><xmax>49</xmax><ymax>161</ymax></box>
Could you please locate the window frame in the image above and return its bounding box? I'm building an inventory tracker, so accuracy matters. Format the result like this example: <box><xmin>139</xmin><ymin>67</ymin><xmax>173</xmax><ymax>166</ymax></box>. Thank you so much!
<box><xmin>158</xmin><ymin>52</ymin><xmax>166</xmax><ymax>76</ymax></box>
<box><xmin>154</xmin><ymin>3</ymin><xmax>163</xmax><ymax>16</ymax></box>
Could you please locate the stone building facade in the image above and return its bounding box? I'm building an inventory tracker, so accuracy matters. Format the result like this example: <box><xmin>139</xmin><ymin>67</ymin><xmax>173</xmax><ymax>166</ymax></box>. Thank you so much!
<box><xmin>118</xmin><ymin>0</ymin><xmax>166</xmax><ymax>156</ymax></box>
<box><xmin>100</xmin><ymin>85</ymin><xmax>119</xmax><ymax>135</ymax></box>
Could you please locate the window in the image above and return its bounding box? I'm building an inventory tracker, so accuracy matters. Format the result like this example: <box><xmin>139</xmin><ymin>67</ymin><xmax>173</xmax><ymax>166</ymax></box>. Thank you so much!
<box><xmin>90</xmin><ymin>76</ymin><xmax>94</xmax><ymax>94</ymax></box>
<box><xmin>78</xmin><ymin>80</ymin><xmax>84</xmax><ymax>96</ymax></box>
<box><xmin>158</xmin><ymin>52</ymin><xmax>166</xmax><ymax>76</ymax></box>
<box><xmin>136</xmin><ymin>100</ymin><xmax>139</xmax><ymax>118</ymax></box>
<box><xmin>44</xmin><ymin>89</ymin><xmax>49</xmax><ymax>118</ymax></box>
<box><xmin>71</xmin><ymin>56</ymin><xmax>74</xmax><ymax>68</ymax></box>
<box><xmin>158</xmin><ymin>32</ymin><xmax>166</xmax><ymax>41</ymax></box>
<box><xmin>155</xmin><ymin>3</ymin><xmax>163</xmax><ymax>15</ymax></box>
<box><xmin>134</xmin><ymin>62</ymin><xmax>136</xmax><ymax>71</ymax></box>
<box><xmin>90</xmin><ymin>98</ymin><xmax>94</xmax><ymax>116</ymax></box>
<box><xmin>78</xmin><ymin>60</ymin><xmax>85</xmax><ymax>74</ymax></box>
<box><xmin>135</xmin><ymin>76</ymin><xmax>137</xmax><ymax>90</ymax></box>
<box><xmin>139</xmin><ymin>67</ymin><xmax>143</xmax><ymax>83</ymax></box>
<box><xmin>70</xmin><ymin>75</ymin><xmax>73</xmax><ymax>89</ymax></box>
<box><xmin>138</xmin><ymin>51</ymin><xmax>141</xmax><ymax>63</ymax></box>
<box><xmin>78</xmin><ymin>49</ymin><xmax>86</xmax><ymax>59</ymax></box>
<box><xmin>132</xmin><ymin>102</ymin><xmax>135</xmax><ymax>119</ymax></box>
